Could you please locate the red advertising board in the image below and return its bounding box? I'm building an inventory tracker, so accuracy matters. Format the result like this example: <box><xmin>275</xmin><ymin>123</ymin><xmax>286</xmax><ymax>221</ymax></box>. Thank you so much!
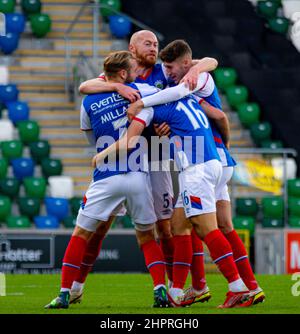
<box><xmin>286</xmin><ymin>232</ymin><xmax>300</xmax><ymax>274</ymax></box>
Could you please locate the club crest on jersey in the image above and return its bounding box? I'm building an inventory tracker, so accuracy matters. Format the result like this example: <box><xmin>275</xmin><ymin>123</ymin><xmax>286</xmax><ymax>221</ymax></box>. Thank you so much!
<box><xmin>154</xmin><ymin>80</ymin><xmax>164</xmax><ymax>89</ymax></box>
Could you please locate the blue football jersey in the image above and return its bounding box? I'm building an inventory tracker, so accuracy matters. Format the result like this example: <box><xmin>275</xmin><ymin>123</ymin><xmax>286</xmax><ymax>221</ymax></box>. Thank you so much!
<box><xmin>135</xmin><ymin>63</ymin><xmax>169</xmax><ymax>89</ymax></box>
<box><xmin>81</xmin><ymin>83</ymin><xmax>158</xmax><ymax>181</ymax></box>
<box><xmin>194</xmin><ymin>77</ymin><xmax>236</xmax><ymax>167</ymax></box>
<box><xmin>136</xmin><ymin>95</ymin><xmax>220</xmax><ymax>171</ymax></box>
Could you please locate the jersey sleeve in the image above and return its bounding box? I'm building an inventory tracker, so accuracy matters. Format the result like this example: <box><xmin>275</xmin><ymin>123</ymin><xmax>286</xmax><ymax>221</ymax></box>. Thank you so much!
<box><xmin>133</xmin><ymin>107</ymin><xmax>154</xmax><ymax>127</ymax></box>
<box><xmin>193</xmin><ymin>73</ymin><xmax>215</xmax><ymax>97</ymax></box>
<box><xmin>133</xmin><ymin>83</ymin><xmax>160</xmax><ymax>98</ymax></box>
<box><xmin>141</xmin><ymin>72</ymin><xmax>211</xmax><ymax>107</ymax></box>
<box><xmin>80</xmin><ymin>102</ymin><xmax>92</xmax><ymax>131</ymax></box>
<box><xmin>98</xmin><ymin>72</ymin><xmax>106</xmax><ymax>80</ymax></box>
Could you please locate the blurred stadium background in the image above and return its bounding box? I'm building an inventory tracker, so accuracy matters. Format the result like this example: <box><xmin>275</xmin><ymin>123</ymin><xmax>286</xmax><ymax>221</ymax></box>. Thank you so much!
<box><xmin>0</xmin><ymin>0</ymin><xmax>300</xmax><ymax>279</ymax></box>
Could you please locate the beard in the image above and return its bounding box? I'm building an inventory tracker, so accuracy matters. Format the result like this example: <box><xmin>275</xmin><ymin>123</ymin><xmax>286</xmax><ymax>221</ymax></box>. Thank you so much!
<box><xmin>135</xmin><ymin>51</ymin><xmax>157</xmax><ymax>68</ymax></box>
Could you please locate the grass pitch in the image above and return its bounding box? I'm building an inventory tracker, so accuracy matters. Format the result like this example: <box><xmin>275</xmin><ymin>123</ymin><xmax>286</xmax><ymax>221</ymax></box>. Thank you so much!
<box><xmin>0</xmin><ymin>273</ymin><xmax>299</xmax><ymax>314</ymax></box>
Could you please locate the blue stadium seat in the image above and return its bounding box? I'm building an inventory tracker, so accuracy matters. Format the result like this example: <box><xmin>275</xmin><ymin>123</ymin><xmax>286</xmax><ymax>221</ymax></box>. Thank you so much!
<box><xmin>7</xmin><ymin>101</ymin><xmax>30</xmax><ymax>125</ymax></box>
<box><xmin>34</xmin><ymin>215</ymin><xmax>59</xmax><ymax>229</ymax></box>
<box><xmin>109</xmin><ymin>15</ymin><xmax>132</xmax><ymax>38</ymax></box>
<box><xmin>5</xmin><ymin>13</ymin><xmax>26</xmax><ymax>34</ymax></box>
<box><xmin>0</xmin><ymin>32</ymin><xmax>20</xmax><ymax>55</ymax></box>
<box><xmin>45</xmin><ymin>197</ymin><xmax>69</xmax><ymax>221</ymax></box>
<box><xmin>11</xmin><ymin>157</ymin><xmax>35</xmax><ymax>181</ymax></box>
<box><xmin>0</xmin><ymin>84</ymin><xmax>19</xmax><ymax>104</ymax></box>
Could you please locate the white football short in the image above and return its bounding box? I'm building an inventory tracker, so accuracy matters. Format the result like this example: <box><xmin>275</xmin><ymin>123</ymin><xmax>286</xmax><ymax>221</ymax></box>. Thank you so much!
<box><xmin>149</xmin><ymin>170</ymin><xmax>174</xmax><ymax>220</ymax></box>
<box><xmin>77</xmin><ymin>172</ymin><xmax>156</xmax><ymax>232</ymax></box>
<box><xmin>215</xmin><ymin>166</ymin><xmax>234</xmax><ymax>202</ymax></box>
<box><xmin>176</xmin><ymin>159</ymin><xmax>222</xmax><ymax>218</ymax></box>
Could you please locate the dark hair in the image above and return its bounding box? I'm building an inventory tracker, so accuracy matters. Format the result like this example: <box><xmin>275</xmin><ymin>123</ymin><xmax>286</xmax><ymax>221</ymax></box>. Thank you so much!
<box><xmin>103</xmin><ymin>51</ymin><xmax>134</xmax><ymax>78</ymax></box>
<box><xmin>159</xmin><ymin>39</ymin><xmax>192</xmax><ymax>63</ymax></box>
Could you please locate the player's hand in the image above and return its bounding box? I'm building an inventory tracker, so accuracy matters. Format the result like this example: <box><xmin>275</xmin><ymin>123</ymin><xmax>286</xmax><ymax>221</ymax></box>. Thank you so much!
<box><xmin>127</xmin><ymin>100</ymin><xmax>144</xmax><ymax>121</ymax></box>
<box><xmin>92</xmin><ymin>153</ymin><xmax>99</xmax><ymax>168</ymax></box>
<box><xmin>116</xmin><ymin>84</ymin><xmax>140</xmax><ymax>103</ymax></box>
<box><xmin>224</xmin><ymin>140</ymin><xmax>230</xmax><ymax>150</ymax></box>
<box><xmin>180</xmin><ymin>66</ymin><xmax>199</xmax><ymax>91</ymax></box>
<box><xmin>154</xmin><ymin>122</ymin><xmax>171</xmax><ymax>137</ymax></box>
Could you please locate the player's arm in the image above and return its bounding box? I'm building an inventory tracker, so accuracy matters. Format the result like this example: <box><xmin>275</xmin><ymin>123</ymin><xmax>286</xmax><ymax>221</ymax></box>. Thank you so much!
<box><xmin>199</xmin><ymin>99</ymin><xmax>230</xmax><ymax>148</ymax></box>
<box><xmin>181</xmin><ymin>57</ymin><xmax>218</xmax><ymax>90</ymax></box>
<box><xmin>80</xmin><ymin>101</ymin><xmax>97</xmax><ymax>146</ymax></box>
<box><xmin>78</xmin><ymin>77</ymin><xmax>140</xmax><ymax>102</ymax></box>
<box><xmin>127</xmin><ymin>74</ymin><xmax>209</xmax><ymax>119</ymax></box>
<box><xmin>82</xmin><ymin>130</ymin><xmax>96</xmax><ymax>146</ymax></box>
<box><xmin>92</xmin><ymin>109</ymin><xmax>153</xmax><ymax>167</ymax></box>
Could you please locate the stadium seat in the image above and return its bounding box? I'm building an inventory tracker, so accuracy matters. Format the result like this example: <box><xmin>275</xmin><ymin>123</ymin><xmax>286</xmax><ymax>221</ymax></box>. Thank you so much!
<box><xmin>0</xmin><ymin>177</ymin><xmax>20</xmax><ymax>199</ymax></box>
<box><xmin>0</xmin><ymin>120</ymin><xmax>14</xmax><ymax>141</ymax></box>
<box><xmin>262</xmin><ymin>217</ymin><xmax>284</xmax><ymax>228</ymax></box>
<box><xmin>0</xmin><ymin>158</ymin><xmax>8</xmax><ymax>179</ymax></box>
<box><xmin>18</xmin><ymin>197</ymin><xmax>41</xmax><ymax>219</ymax></box>
<box><xmin>17</xmin><ymin>120</ymin><xmax>40</xmax><ymax>144</ymax></box>
<box><xmin>250</xmin><ymin>122</ymin><xmax>272</xmax><ymax>145</ymax></box>
<box><xmin>122</xmin><ymin>215</ymin><xmax>134</xmax><ymax>229</ymax></box>
<box><xmin>0</xmin><ymin>32</ymin><xmax>20</xmax><ymax>54</ymax></box>
<box><xmin>6</xmin><ymin>215</ymin><xmax>31</xmax><ymax>228</ymax></box>
<box><xmin>41</xmin><ymin>159</ymin><xmax>63</xmax><ymax>178</ymax></box>
<box><xmin>288</xmin><ymin>197</ymin><xmax>300</xmax><ymax>217</ymax></box>
<box><xmin>30</xmin><ymin>13</ymin><xmax>52</xmax><ymax>38</ymax></box>
<box><xmin>271</xmin><ymin>157</ymin><xmax>297</xmax><ymax>180</ymax></box>
<box><xmin>1</xmin><ymin>140</ymin><xmax>23</xmax><ymax>162</ymax></box>
<box><xmin>11</xmin><ymin>157</ymin><xmax>35</xmax><ymax>181</ymax></box>
<box><xmin>0</xmin><ymin>84</ymin><xmax>19</xmax><ymax>103</ymax></box>
<box><xmin>5</xmin><ymin>13</ymin><xmax>26</xmax><ymax>34</ymax></box>
<box><xmin>236</xmin><ymin>197</ymin><xmax>258</xmax><ymax>216</ymax></box>
<box><xmin>0</xmin><ymin>195</ymin><xmax>11</xmax><ymax>221</ymax></box>
<box><xmin>261</xmin><ymin>140</ymin><xmax>283</xmax><ymax>149</ymax></box>
<box><xmin>29</xmin><ymin>140</ymin><xmax>50</xmax><ymax>163</ymax></box>
<box><xmin>63</xmin><ymin>216</ymin><xmax>76</xmax><ymax>228</ymax></box>
<box><xmin>109</xmin><ymin>15</ymin><xmax>132</xmax><ymax>38</ymax></box>
<box><xmin>213</xmin><ymin>67</ymin><xmax>237</xmax><ymax>91</ymax></box>
<box><xmin>48</xmin><ymin>176</ymin><xmax>74</xmax><ymax>199</ymax></box>
<box><xmin>69</xmin><ymin>197</ymin><xmax>82</xmax><ymax>216</ymax></box>
<box><xmin>288</xmin><ymin>179</ymin><xmax>300</xmax><ymax>197</ymax></box>
<box><xmin>237</xmin><ymin>103</ymin><xmax>261</xmax><ymax>127</ymax></box>
<box><xmin>0</xmin><ymin>0</ymin><xmax>15</xmax><ymax>13</ymax></box>
<box><xmin>211</xmin><ymin>17</ymin><xmax>237</xmax><ymax>36</ymax></box>
<box><xmin>257</xmin><ymin>0</ymin><xmax>280</xmax><ymax>19</ymax></box>
<box><xmin>232</xmin><ymin>216</ymin><xmax>255</xmax><ymax>236</ymax></box>
<box><xmin>21</xmin><ymin>0</ymin><xmax>42</xmax><ymax>15</ymax></box>
<box><xmin>23</xmin><ymin>177</ymin><xmax>47</xmax><ymax>199</ymax></box>
<box><xmin>203</xmin><ymin>0</ymin><xmax>227</xmax><ymax>17</ymax></box>
<box><xmin>225</xmin><ymin>85</ymin><xmax>249</xmax><ymax>109</ymax></box>
<box><xmin>289</xmin><ymin>216</ymin><xmax>300</xmax><ymax>228</ymax></box>
<box><xmin>0</xmin><ymin>67</ymin><xmax>9</xmax><ymax>85</ymax></box>
<box><xmin>268</xmin><ymin>17</ymin><xmax>290</xmax><ymax>34</ymax></box>
<box><xmin>262</xmin><ymin>196</ymin><xmax>284</xmax><ymax>219</ymax></box>
<box><xmin>7</xmin><ymin>101</ymin><xmax>30</xmax><ymax>125</ymax></box>
<box><xmin>45</xmin><ymin>197</ymin><xmax>69</xmax><ymax>221</ymax></box>
<box><xmin>100</xmin><ymin>0</ymin><xmax>121</xmax><ymax>17</ymax></box>
<box><xmin>34</xmin><ymin>215</ymin><xmax>59</xmax><ymax>229</ymax></box>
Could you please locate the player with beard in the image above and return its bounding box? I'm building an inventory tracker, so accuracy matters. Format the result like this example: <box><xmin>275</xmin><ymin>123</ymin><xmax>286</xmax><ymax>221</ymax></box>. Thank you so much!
<box><xmin>68</xmin><ymin>31</ymin><xmax>218</xmax><ymax>304</ymax></box>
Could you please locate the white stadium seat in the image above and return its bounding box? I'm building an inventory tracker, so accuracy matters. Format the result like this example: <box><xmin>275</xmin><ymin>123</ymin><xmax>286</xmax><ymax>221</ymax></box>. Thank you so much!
<box><xmin>271</xmin><ymin>157</ymin><xmax>297</xmax><ymax>180</ymax></box>
<box><xmin>290</xmin><ymin>18</ymin><xmax>300</xmax><ymax>52</ymax></box>
<box><xmin>48</xmin><ymin>176</ymin><xmax>74</xmax><ymax>199</ymax></box>
<box><xmin>0</xmin><ymin>119</ymin><xmax>14</xmax><ymax>141</ymax></box>
<box><xmin>282</xmin><ymin>0</ymin><xmax>300</xmax><ymax>19</ymax></box>
<box><xmin>0</xmin><ymin>66</ymin><xmax>9</xmax><ymax>84</ymax></box>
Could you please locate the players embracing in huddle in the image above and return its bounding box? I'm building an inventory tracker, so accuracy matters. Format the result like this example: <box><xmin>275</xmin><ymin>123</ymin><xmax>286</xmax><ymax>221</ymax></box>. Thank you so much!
<box><xmin>45</xmin><ymin>30</ymin><xmax>265</xmax><ymax>309</ymax></box>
